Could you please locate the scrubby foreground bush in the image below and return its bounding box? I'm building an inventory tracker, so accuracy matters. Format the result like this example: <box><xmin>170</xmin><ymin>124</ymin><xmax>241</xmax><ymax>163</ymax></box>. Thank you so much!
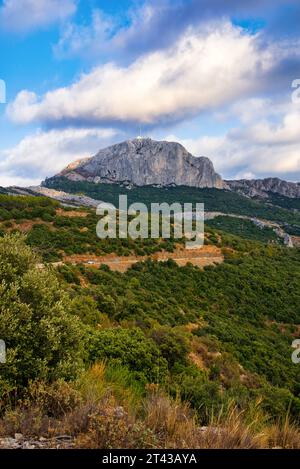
<box><xmin>1</xmin><ymin>363</ymin><xmax>300</xmax><ymax>449</ymax></box>
<box><xmin>0</xmin><ymin>234</ymin><xmax>84</xmax><ymax>395</ymax></box>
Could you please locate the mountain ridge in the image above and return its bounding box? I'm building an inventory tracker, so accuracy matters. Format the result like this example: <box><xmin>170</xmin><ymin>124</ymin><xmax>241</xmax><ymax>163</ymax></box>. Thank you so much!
<box><xmin>226</xmin><ymin>177</ymin><xmax>300</xmax><ymax>199</ymax></box>
<box><xmin>48</xmin><ymin>137</ymin><xmax>300</xmax><ymax>200</ymax></box>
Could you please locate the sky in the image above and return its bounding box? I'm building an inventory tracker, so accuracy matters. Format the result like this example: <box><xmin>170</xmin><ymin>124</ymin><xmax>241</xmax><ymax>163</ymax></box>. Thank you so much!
<box><xmin>0</xmin><ymin>0</ymin><xmax>300</xmax><ymax>187</ymax></box>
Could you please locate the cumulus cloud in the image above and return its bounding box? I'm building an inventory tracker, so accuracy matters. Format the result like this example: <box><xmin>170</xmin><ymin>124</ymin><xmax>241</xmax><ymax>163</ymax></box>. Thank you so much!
<box><xmin>0</xmin><ymin>127</ymin><xmax>120</xmax><ymax>187</ymax></box>
<box><xmin>166</xmin><ymin>104</ymin><xmax>300</xmax><ymax>181</ymax></box>
<box><xmin>8</xmin><ymin>22</ymin><xmax>275</xmax><ymax>127</ymax></box>
<box><xmin>0</xmin><ymin>0</ymin><xmax>77</xmax><ymax>33</ymax></box>
<box><xmin>54</xmin><ymin>0</ymin><xmax>299</xmax><ymax>60</ymax></box>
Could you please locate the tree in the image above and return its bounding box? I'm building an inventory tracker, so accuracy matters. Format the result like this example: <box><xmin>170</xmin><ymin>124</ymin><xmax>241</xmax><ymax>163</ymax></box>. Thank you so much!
<box><xmin>0</xmin><ymin>234</ymin><xmax>84</xmax><ymax>396</ymax></box>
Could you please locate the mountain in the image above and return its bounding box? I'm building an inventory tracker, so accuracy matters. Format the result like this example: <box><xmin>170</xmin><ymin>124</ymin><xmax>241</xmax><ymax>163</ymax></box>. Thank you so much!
<box><xmin>227</xmin><ymin>177</ymin><xmax>300</xmax><ymax>199</ymax></box>
<box><xmin>43</xmin><ymin>138</ymin><xmax>299</xmax><ymax>199</ymax></box>
<box><xmin>53</xmin><ymin>137</ymin><xmax>225</xmax><ymax>189</ymax></box>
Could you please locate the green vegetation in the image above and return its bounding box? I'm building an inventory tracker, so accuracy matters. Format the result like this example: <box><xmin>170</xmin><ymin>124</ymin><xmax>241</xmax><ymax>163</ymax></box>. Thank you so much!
<box><xmin>1</xmin><ymin>192</ymin><xmax>300</xmax><ymax>448</ymax></box>
<box><xmin>0</xmin><ymin>194</ymin><xmax>184</xmax><ymax>261</ymax></box>
<box><xmin>89</xmin><ymin>328</ymin><xmax>168</xmax><ymax>383</ymax></box>
<box><xmin>265</xmin><ymin>192</ymin><xmax>300</xmax><ymax>211</ymax></box>
<box><xmin>62</xmin><ymin>244</ymin><xmax>300</xmax><ymax>421</ymax></box>
<box><xmin>0</xmin><ymin>194</ymin><xmax>58</xmax><ymax>222</ymax></box>
<box><xmin>44</xmin><ymin>176</ymin><xmax>300</xmax><ymax>226</ymax></box>
<box><xmin>26</xmin><ymin>218</ymin><xmax>181</xmax><ymax>262</ymax></box>
<box><xmin>0</xmin><ymin>235</ymin><xmax>84</xmax><ymax>394</ymax></box>
<box><xmin>207</xmin><ymin>215</ymin><xmax>281</xmax><ymax>243</ymax></box>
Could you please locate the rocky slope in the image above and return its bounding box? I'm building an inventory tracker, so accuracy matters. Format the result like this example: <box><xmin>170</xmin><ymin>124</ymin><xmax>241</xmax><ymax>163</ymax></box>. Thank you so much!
<box><xmin>9</xmin><ymin>185</ymin><xmax>102</xmax><ymax>208</ymax></box>
<box><xmin>53</xmin><ymin>138</ymin><xmax>225</xmax><ymax>189</ymax></box>
<box><xmin>227</xmin><ymin>178</ymin><xmax>300</xmax><ymax>199</ymax></box>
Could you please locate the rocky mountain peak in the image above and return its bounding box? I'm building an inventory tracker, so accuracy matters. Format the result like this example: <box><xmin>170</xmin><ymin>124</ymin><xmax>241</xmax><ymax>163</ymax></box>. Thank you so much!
<box><xmin>56</xmin><ymin>138</ymin><xmax>225</xmax><ymax>189</ymax></box>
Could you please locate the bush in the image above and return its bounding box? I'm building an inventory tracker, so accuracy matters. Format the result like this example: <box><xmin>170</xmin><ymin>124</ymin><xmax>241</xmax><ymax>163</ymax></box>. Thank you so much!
<box><xmin>71</xmin><ymin>296</ymin><xmax>101</xmax><ymax>326</ymax></box>
<box><xmin>89</xmin><ymin>327</ymin><xmax>168</xmax><ymax>384</ymax></box>
<box><xmin>150</xmin><ymin>326</ymin><xmax>190</xmax><ymax>368</ymax></box>
<box><xmin>0</xmin><ymin>234</ymin><xmax>85</xmax><ymax>396</ymax></box>
<box><xmin>171</xmin><ymin>367</ymin><xmax>223</xmax><ymax>424</ymax></box>
<box><xmin>25</xmin><ymin>379</ymin><xmax>82</xmax><ymax>418</ymax></box>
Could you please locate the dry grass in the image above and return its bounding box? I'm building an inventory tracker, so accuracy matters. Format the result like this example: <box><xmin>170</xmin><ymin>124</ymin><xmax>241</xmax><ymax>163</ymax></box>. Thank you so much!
<box><xmin>144</xmin><ymin>392</ymin><xmax>197</xmax><ymax>448</ymax></box>
<box><xmin>262</xmin><ymin>416</ymin><xmax>300</xmax><ymax>449</ymax></box>
<box><xmin>1</xmin><ymin>363</ymin><xmax>300</xmax><ymax>449</ymax></box>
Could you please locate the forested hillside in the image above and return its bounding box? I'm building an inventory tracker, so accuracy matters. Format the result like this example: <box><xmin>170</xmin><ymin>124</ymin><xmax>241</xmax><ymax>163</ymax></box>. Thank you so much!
<box><xmin>44</xmin><ymin>177</ymin><xmax>300</xmax><ymax>227</ymax></box>
<box><xmin>0</xmin><ymin>194</ymin><xmax>300</xmax><ymax>448</ymax></box>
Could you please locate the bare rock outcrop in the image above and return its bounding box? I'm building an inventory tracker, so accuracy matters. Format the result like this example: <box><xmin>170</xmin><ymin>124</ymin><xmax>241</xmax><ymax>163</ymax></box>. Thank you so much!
<box><xmin>226</xmin><ymin>178</ymin><xmax>300</xmax><ymax>199</ymax></box>
<box><xmin>56</xmin><ymin>138</ymin><xmax>225</xmax><ymax>189</ymax></box>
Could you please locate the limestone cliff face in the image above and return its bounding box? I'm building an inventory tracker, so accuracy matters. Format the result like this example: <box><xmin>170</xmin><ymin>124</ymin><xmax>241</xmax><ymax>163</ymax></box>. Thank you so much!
<box><xmin>226</xmin><ymin>178</ymin><xmax>300</xmax><ymax>199</ymax></box>
<box><xmin>57</xmin><ymin>138</ymin><xmax>225</xmax><ymax>189</ymax></box>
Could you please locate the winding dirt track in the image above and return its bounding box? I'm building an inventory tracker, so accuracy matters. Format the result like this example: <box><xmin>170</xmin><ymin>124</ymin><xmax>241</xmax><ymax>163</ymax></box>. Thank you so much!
<box><xmin>63</xmin><ymin>246</ymin><xmax>223</xmax><ymax>272</ymax></box>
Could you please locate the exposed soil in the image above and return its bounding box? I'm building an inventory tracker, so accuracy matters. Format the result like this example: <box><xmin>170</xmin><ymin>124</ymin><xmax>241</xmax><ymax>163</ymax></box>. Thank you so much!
<box><xmin>291</xmin><ymin>236</ymin><xmax>300</xmax><ymax>248</ymax></box>
<box><xmin>63</xmin><ymin>245</ymin><xmax>224</xmax><ymax>272</ymax></box>
<box><xmin>56</xmin><ymin>208</ymin><xmax>89</xmax><ymax>218</ymax></box>
<box><xmin>1</xmin><ymin>219</ymin><xmax>54</xmax><ymax>233</ymax></box>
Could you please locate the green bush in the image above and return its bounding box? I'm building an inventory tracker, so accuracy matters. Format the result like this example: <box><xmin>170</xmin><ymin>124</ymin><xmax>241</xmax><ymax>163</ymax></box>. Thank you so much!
<box><xmin>0</xmin><ymin>234</ymin><xmax>84</xmax><ymax>396</ymax></box>
<box><xmin>71</xmin><ymin>295</ymin><xmax>101</xmax><ymax>326</ymax></box>
<box><xmin>171</xmin><ymin>367</ymin><xmax>223</xmax><ymax>424</ymax></box>
<box><xmin>88</xmin><ymin>327</ymin><xmax>168</xmax><ymax>384</ymax></box>
<box><xmin>150</xmin><ymin>326</ymin><xmax>190</xmax><ymax>368</ymax></box>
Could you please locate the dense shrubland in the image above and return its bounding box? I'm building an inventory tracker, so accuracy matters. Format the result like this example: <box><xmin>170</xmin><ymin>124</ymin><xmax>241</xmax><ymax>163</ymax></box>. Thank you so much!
<box><xmin>0</xmin><ymin>194</ymin><xmax>58</xmax><ymax>222</ymax></box>
<box><xmin>0</xmin><ymin>195</ymin><xmax>184</xmax><ymax>261</ymax></box>
<box><xmin>0</xmin><ymin>193</ymin><xmax>300</xmax><ymax>448</ymax></box>
<box><xmin>206</xmin><ymin>215</ymin><xmax>281</xmax><ymax>243</ymax></box>
<box><xmin>45</xmin><ymin>177</ymin><xmax>300</xmax><ymax>227</ymax></box>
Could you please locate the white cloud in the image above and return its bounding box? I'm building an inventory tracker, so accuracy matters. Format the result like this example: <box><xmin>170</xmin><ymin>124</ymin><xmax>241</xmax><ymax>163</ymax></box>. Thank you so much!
<box><xmin>0</xmin><ymin>0</ymin><xmax>77</xmax><ymax>33</ymax></box>
<box><xmin>8</xmin><ymin>22</ymin><xmax>274</xmax><ymax>126</ymax></box>
<box><xmin>52</xmin><ymin>3</ymin><xmax>167</xmax><ymax>59</ymax></box>
<box><xmin>54</xmin><ymin>4</ymin><xmax>164</xmax><ymax>60</ymax></box>
<box><xmin>165</xmin><ymin>107</ymin><xmax>300</xmax><ymax>181</ymax></box>
<box><xmin>0</xmin><ymin>127</ymin><xmax>120</xmax><ymax>187</ymax></box>
<box><xmin>54</xmin><ymin>9</ymin><xmax>115</xmax><ymax>59</ymax></box>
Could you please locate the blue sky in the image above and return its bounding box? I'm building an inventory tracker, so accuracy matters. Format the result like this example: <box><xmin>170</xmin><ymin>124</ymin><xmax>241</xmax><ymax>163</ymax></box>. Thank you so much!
<box><xmin>0</xmin><ymin>0</ymin><xmax>300</xmax><ymax>186</ymax></box>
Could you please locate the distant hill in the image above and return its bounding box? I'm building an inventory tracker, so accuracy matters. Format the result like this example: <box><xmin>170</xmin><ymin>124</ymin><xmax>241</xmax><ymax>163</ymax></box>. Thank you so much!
<box><xmin>227</xmin><ymin>177</ymin><xmax>300</xmax><ymax>199</ymax></box>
